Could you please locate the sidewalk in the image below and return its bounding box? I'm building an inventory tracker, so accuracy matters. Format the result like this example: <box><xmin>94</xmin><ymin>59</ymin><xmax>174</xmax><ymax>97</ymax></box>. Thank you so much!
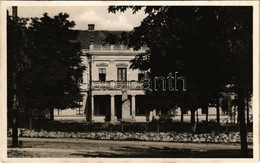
<box><xmin>7</xmin><ymin>137</ymin><xmax>253</xmax><ymax>158</ymax></box>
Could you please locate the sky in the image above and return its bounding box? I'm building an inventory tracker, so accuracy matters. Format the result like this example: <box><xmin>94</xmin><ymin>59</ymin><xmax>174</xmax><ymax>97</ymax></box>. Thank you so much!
<box><xmin>7</xmin><ymin>6</ymin><xmax>147</xmax><ymax>31</ymax></box>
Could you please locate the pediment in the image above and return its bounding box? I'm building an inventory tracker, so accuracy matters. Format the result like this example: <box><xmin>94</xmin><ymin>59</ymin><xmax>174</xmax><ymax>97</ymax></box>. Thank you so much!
<box><xmin>116</xmin><ymin>63</ymin><xmax>128</xmax><ymax>67</ymax></box>
<box><xmin>96</xmin><ymin>63</ymin><xmax>108</xmax><ymax>67</ymax></box>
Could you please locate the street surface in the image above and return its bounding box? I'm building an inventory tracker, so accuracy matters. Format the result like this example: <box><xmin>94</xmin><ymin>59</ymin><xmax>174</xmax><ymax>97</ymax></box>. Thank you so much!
<box><xmin>7</xmin><ymin>137</ymin><xmax>253</xmax><ymax>158</ymax></box>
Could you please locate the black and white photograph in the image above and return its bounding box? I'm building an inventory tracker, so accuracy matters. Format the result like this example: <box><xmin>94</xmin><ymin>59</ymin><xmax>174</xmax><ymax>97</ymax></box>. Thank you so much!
<box><xmin>0</xmin><ymin>1</ymin><xmax>259</xmax><ymax>162</ymax></box>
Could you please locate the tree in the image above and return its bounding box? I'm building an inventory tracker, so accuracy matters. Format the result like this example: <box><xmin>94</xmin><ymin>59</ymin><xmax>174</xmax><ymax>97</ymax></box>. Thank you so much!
<box><xmin>109</xmin><ymin>6</ymin><xmax>225</xmax><ymax>133</ymax></box>
<box><xmin>7</xmin><ymin>9</ymin><xmax>30</xmax><ymax>146</ymax></box>
<box><xmin>103</xmin><ymin>33</ymin><xmax>120</xmax><ymax>45</ymax></box>
<box><xmin>104</xmin><ymin>31</ymin><xmax>129</xmax><ymax>45</ymax></box>
<box><xmin>212</xmin><ymin>7</ymin><xmax>252</xmax><ymax>156</ymax></box>
<box><xmin>22</xmin><ymin>13</ymin><xmax>84</xmax><ymax>120</ymax></box>
<box><xmin>109</xmin><ymin>6</ymin><xmax>252</xmax><ymax>156</ymax></box>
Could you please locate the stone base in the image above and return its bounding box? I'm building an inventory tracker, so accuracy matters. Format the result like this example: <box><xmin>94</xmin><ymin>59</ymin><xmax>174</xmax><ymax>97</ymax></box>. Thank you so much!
<box><xmin>121</xmin><ymin>118</ymin><xmax>133</xmax><ymax>123</ymax></box>
<box><xmin>122</xmin><ymin>100</ymin><xmax>131</xmax><ymax>120</ymax></box>
<box><xmin>110</xmin><ymin>116</ymin><xmax>117</xmax><ymax>122</ymax></box>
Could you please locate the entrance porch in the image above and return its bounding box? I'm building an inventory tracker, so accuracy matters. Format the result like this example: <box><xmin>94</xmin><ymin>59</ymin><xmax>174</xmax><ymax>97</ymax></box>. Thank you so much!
<box><xmin>91</xmin><ymin>95</ymin><xmax>148</xmax><ymax>123</ymax></box>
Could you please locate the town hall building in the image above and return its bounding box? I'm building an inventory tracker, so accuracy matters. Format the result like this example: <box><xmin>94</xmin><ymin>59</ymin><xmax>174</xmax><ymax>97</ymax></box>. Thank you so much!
<box><xmin>80</xmin><ymin>25</ymin><xmax>149</xmax><ymax>123</ymax></box>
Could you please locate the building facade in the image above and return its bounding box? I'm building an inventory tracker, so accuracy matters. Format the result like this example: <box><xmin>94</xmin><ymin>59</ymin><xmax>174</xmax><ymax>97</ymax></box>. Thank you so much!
<box><xmin>80</xmin><ymin>43</ymin><xmax>149</xmax><ymax>123</ymax></box>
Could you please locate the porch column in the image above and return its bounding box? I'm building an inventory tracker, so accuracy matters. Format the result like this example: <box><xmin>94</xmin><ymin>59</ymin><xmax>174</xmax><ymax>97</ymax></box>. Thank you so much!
<box><xmin>110</xmin><ymin>95</ymin><xmax>115</xmax><ymax>122</ymax></box>
<box><xmin>131</xmin><ymin>95</ymin><xmax>136</xmax><ymax>121</ymax></box>
<box><xmin>91</xmin><ymin>95</ymin><xmax>94</xmax><ymax>122</ymax></box>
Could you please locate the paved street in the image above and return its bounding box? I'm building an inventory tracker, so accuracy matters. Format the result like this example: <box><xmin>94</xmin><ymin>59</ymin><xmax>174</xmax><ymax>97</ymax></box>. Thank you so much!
<box><xmin>7</xmin><ymin>137</ymin><xmax>253</xmax><ymax>158</ymax></box>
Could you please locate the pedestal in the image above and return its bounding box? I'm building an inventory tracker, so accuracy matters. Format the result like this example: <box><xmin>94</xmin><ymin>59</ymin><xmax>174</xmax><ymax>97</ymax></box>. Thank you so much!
<box><xmin>121</xmin><ymin>99</ymin><xmax>131</xmax><ymax>121</ymax></box>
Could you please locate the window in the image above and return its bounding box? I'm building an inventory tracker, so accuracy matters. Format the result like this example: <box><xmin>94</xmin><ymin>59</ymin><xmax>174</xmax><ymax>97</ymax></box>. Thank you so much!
<box><xmin>138</xmin><ymin>71</ymin><xmax>145</xmax><ymax>82</ymax></box>
<box><xmin>117</xmin><ymin>68</ymin><xmax>127</xmax><ymax>81</ymax></box>
<box><xmin>222</xmin><ymin>99</ymin><xmax>228</xmax><ymax>114</ymax></box>
<box><xmin>76</xmin><ymin>102</ymin><xmax>83</xmax><ymax>115</ymax></box>
<box><xmin>94</xmin><ymin>95</ymin><xmax>110</xmax><ymax>116</ymax></box>
<box><xmin>182</xmin><ymin>109</ymin><xmax>188</xmax><ymax>114</ymax></box>
<box><xmin>99</xmin><ymin>68</ymin><xmax>106</xmax><ymax>82</ymax></box>
<box><xmin>136</xmin><ymin>95</ymin><xmax>145</xmax><ymax>115</ymax></box>
<box><xmin>202</xmin><ymin>108</ymin><xmax>208</xmax><ymax>114</ymax></box>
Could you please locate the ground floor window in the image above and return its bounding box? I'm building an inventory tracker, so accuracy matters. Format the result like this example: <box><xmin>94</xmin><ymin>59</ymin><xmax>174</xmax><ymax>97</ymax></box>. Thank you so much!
<box><xmin>76</xmin><ymin>101</ymin><xmax>84</xmax><ymax>115</ymax></box>
<box><xmin>115</xmin><ymin>95</ymin><xmax>122</xmax><ymax>120</ymax></box>
<box><xmin>136</xmin><ymin>95</ymin><xmax>146</xmax><ymax>115</ymax></box>
<box><xmin>94</xmin><ymin>95</ymin><xmax>110</xmax><ymax>117</ymax></box>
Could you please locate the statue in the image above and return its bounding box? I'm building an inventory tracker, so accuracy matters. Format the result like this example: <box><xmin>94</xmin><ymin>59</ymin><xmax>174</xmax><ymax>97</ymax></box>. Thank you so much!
<box><xmin>121</xmin><ymin>88</ymin><xmax>131</xmax><ymax>121</ymax></box>
<box><xmin>122</xmin><ymin>88</ymin><xmax>128</xmax><ymax>102</ymax></box>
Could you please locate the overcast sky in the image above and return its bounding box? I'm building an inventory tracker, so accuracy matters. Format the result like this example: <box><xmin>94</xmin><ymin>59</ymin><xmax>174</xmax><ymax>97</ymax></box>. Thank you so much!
<box><xmin>7</xmin><ymin>6</ymin><xmax>147</xmax><ymax>31</ymax></box>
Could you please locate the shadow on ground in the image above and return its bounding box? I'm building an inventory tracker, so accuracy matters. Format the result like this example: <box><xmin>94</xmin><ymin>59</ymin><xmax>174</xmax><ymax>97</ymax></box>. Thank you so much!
<box><xmin>70</xmin><ymin>146</ymin><xmax>253</xmax><ymax>158</ymax></box>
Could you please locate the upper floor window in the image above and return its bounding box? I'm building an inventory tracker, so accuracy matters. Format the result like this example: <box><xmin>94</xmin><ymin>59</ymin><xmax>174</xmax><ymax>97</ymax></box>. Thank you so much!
<box><xmin>99</xmin><ymin>68</ymin><xmax>106</xmax><ymax>82</ymax></box>
<box><xmin>117</xmin><ymin>68</ymin><xmax>127</xmax><ymax>81</ymax></box>
<box><xmin>138</xmin><ymin>71</ymin><xmax>145</xmax><ymax>82</ymax></box>
<box><xmin>183</xmin><ymin>109</ymin><xmax>188</xmax><ymax>114</ymax></box>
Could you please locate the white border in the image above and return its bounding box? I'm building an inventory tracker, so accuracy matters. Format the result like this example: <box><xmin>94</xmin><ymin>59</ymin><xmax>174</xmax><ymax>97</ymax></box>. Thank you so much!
<box><xmin>0</xmin><ymin>1</ymin><xmax>259</xmax><ymax>163</ymax></box>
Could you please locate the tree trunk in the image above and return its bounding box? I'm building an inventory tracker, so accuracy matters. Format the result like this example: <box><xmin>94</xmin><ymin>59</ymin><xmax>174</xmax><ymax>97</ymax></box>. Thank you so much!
<box><xmin>190</xmin><ymin>109</ymin><xmax>196</xmax><ymax>133</ymax></box>
<box><xmin>12</xmin><ymin>109</ymin><xmax>18</xmax><ymax>147</ymax></box>
<box><xmin>121</xmin><ymin>122</ymin><xmax>124</xmax><ymax>132</ymax></box>
<box><xmin>229</xmin><ymin>100</ymin><xmax>233</xmax><ymax>126</ymax></box>
<box><xmin>216</xmin><ymin>99</ymin><xmax>220</xmax><ymax>126</ymax></box>
<box><xmin>237</xmin><ymin>86</ymin><xmax>248</xmax><ymax>157</ymax></box>
<box><xmin>206</xmin><ymin>109</ymin><xmax>209</xmax><ymax>123</ymax></box>
<box><xmin>181</xmin><ymin>109</ymin><xmax>184</xmax><ymax>124</ymax></box>
<box><xmin>86</xmin><ymin>94</ymin><xmax>90</xmax><ymax>122</ymax></box>
<box><xmin>246</xmin><ymin>97</ymin><xmax>250</xmax><ymax>127</ymax></box>
<box><xmin>87</xmin><ymin>54</ymin><xmax>93</xmax><ymax>123</ymax></box>
<box><xmin>157</xmin><ymin>120</ymin><xmax>160</xmax><ymax>132</ymax></box>
<box><xmin>11</xmin><ymin>75</ymin><xmax>18</xmax><ymax>147</ymax></box>
<box><xmin>49</xmin><ymin>108</ymin><xmax>54</xmax><ymax>121</ymax></box>
<box><xmin>12</xmin><ymin>94</ymin><xmax>18</xmax><ymax>147</ymax></box>
<box><xmin>24</xmin><ymin>107</ymin><xmax>29</xmax><ymax>123</ymax></box>
<box><xmin>29</xmin><ymin>118</ymin><xmax>32</xmax><ymax>131</ymax></box>
<box><xmin>196</xmin><ymin>110</ymin><xmax>199</xmax><ymax>123</ymax></box>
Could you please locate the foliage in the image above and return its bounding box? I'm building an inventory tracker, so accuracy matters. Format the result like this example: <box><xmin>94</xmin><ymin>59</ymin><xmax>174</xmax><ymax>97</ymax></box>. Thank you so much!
<box><xmin>103</xmin><ymin>33</ymin><xmax>120</xmax><ymax>45</ymax></box>
<box><xmin>108</xmin><ymin>5</ymin><xmax>252</xmax><ymax>155</ymax></box>
<box><xmin>19</xmin><ymin>13</ymin><xmax>84</xmax><ymax>116</ymax></box>
<box><xmin>103</xmin><ymin>31</ymin><xmax>129</xmax><ymax>45</ymax></box>
<box><xmin>108</xmin><ymin>6</ymin><xmax>252</xmax><ymax>111</ymax></box>
<box><xmin>7</xmin><ymin>14</ymin><xmax>30</xmax><ymax>121</ymax></box>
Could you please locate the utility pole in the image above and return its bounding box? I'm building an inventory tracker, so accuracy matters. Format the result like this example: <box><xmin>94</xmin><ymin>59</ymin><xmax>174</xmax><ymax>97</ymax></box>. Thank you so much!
<box><xmin>86</xmin><ymin>53</ymin><xmax>93</xmax><ymax>123</ymax></box>
<box><xmin>11</xmin><ymin>6</ymin><xmax>19</xmax><ymax>147</ymax></box>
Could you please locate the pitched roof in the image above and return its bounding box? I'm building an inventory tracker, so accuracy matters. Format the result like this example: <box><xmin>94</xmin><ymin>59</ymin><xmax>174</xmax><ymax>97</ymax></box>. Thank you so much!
<box><xmin>73</xmin><ymin>30</ymin><xmax>124</xmax><ymax>49</ymax></box>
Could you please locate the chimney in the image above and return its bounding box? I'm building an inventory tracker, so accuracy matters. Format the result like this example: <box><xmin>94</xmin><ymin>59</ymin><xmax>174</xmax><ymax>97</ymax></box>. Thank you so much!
<box><xmin>88</xmin><ymin>24</ymin><xmax>95</xmax><ymax>44</ymax></box>
<box><xmin>12</xmin><ymin>6</ymin><xmax>17</xmax><ymax>21</ymax></box>
<box><xmin>88</xmin><ymin>24</ymin><xmax>95</xmax><ymax>30</ymax></box>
